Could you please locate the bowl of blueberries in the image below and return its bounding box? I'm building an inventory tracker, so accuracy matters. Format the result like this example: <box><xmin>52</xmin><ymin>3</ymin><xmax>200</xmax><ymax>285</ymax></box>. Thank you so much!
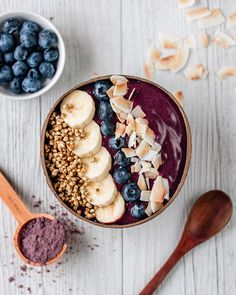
<box><xmin>0</xmin><ymin>11</ymin><xmax>65</xmax><ymax>100</ymax></box>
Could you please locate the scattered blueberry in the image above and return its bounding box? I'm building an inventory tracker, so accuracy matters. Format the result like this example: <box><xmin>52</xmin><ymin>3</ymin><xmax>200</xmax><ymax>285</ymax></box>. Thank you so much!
<box><xmin>2</xmin><ymin>18</ymin><xmax>21</xmax><ymax>34</ymax></box>
<box><xmin>22</xmin><ymin>77</ymin><xmax>42</xmax><ymax>93</ymax></box>
<box><xmin>0</xmin><ymin>33</ymin><xmax>15</xmax><ymax>53</ymax></box>
<box><xmin>27</xmin><ymin>52</ymin><xmax>43</xmax><ymax>68</ymax></box>
<box><xmin>14</xmin><ymin>45</ymin><xmax>28</xmax><ymax>60</ymax></box>
<box><xmin>93</xmin><ymin>80</ymin><xmax>111</xmax><ymax>101</ymax></box>
<box><xmin>113</xmin><ymin>167</ymin><xmax>131</xmax><ymax>184</ymax></box>
<box><xmin>114</xmin><ymin>151</ymin><xmax>131</xmax><ymax>167</ymax></box>
<box><xmin>20</xmin><ymin>31</ymin><xmax>37</xmax><ymax>48</ymax></box>
<box><xmin>39</xmin><ymin>62</ymin><xmax>55</xmax><ymax>78</ymax></box>
<box><xmin>0</xmin><ymin>65</ymin><xmax>13</xmax><ymax>84</ymax></box>
<box><xmin>109</xmin><ymin>136</ymin><xmax>126</xmax><ymax>151</ymax></box>
<box><xmin>98</xmin><ymin>101</ymin><xmax>114</xmax><ymax>121</ymax></box>
<box><xmin>27</xmin><ymin>68</ymin><xmax>41</xmax><ymax>80</ymax></box>
<box><xmin>12</xmin><ymin>61</ymin><xmax>29</xmax><ymax>77</ymax></box>
<box><xmin>9</xmin><ymin>77</ymin><xmax>22</xmax><ymax>94</ymax></box>
<box><xmin>38</xmin><ymin>30</ymin><xmax>57</xmax><ymax>49</ymax></box>
<box><xmin>100</xmin><ymin>121</ymin><xmax>115</xmax><ymax>136</ymax></box>
<box><xmin>44</xmin><ymin>48</ymin><xmax>59</xmax><ymax>62</ymax></box>
<box><xmin>130</xmin><ymin>203</ymin><xmax>147</xmax><ymax>219</ymax></box>
<box><xmin>4</xmin><ymin>52</ymin><xmax>15</xmax><ymax>65</ymax></box>
<box><xmin>20</xmin><ymin>20</ymin><xmax>40</xmax><ymax>34</ymax></box>
<box><xmin>122</xmin><ymin>183</ymin><xmax>141</xmax><ymax>202</ymax></box>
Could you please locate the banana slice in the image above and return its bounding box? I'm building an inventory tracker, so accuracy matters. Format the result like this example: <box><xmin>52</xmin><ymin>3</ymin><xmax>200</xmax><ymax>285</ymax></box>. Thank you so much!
<box><xmin>96</xmin><ymin>192</ymin><xmax>125</xmax><ymax>224</ymax></box>
<box><xmin>87</xmin><ymin>174</ymin><xmax>117</xmax><ymax>207</ymax></box>
<box><xmin>60</xmin><ymin>90</ymin><xmax>95</xmax><ymax>129</ymax></box>
<box><xmin>83</xmin><ymin>147</ymin><xmax>112</xmax><ymax>182</ymax></box>
<box><xmin>73</xmin><ymin>121</ymin><xmax>102</xmax><ymax>157</ymax></box>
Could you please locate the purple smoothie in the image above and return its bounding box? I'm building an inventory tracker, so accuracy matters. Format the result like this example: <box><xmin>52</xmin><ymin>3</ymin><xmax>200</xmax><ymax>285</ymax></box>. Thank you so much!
<box><xmin>79</xmin><ymin>78</ymin><xmax>187</xmax><ymax>225</ymax></box>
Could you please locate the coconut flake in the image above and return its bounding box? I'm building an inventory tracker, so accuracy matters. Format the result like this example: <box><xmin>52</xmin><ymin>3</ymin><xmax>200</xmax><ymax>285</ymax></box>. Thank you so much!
<box><xmin>156</xmin><ymin>55</ymin><xmax>175</xmax><ymax>71</ymax></box>
<box><xmin>150</xmin><ymin>176</ymin><xmax>166</xmax><ymax>203</ymax></box>
<box><xmin>146</xmin><ymin>177</ymin><xmax>150</xmax><ymax>190</ymax></box>
<box><xmin>106</xmin><ymin>86</ymin><xmax>115</xmax><ymax>99</ymax></box>
<box><xmin>111</xmin><ymin>97</ymin><xmax>133</xmax><ymax>113</ymax></box>
<box><xmin>198</xmin><ymin>8</ymin><xmax>225</xmax><ymax>29</ymax></box>
<box><xmin>122</xmin><ymin>148</ymin><xmax>136</xmax><ymax>158</ymax></box>
<box><xmin>140</xmin><ymin>190</ymin><xmax>151</xmax><ymax>202</ymax></box>
<box><xmin>139</xmin><ymin>160</ymin><xmax>152</xmax><ymax>169</ymax></box>
<box><xmin>131</xmin><ymin>157</ymin><xmax>139</xmax><ymax>163</ymax></box>
<box><xmin>183</xmin><ymin>34</ymin><xmax>197</xmax><ymax>49</ymax></box>
<box><xmin>138</xmin><ymin>174</ymin><xmax>147</xmax><ymax>190</ymax></box>
<box><xmin>128</xmin><ymin>131</ymin><xmax>137</xmax><ymax>148</ymax></box>
<box><xmin>151</xmin><ymin>142</ymin><xmax>162</xmax><ymax>152</ymax></box>
<box><xmin>117</xmin><ymin>111</ymin><xmax>128</xmax><ymax>123</ymax></box>
<box><xmin>173</xmin><ymin>90</ymin><xmax>184</xmax><ymax>105</ymax></box>
<box><xmin>151</xmin><ymin>202</ymin><xmax>163</xmax><ymax>214</ymax></box>
<box><xmin>151</xmin><ymin>153</ymin><xmax>163</xmax><ymax>170</ymax></box>
<box><xmin>184</xmin><ymin>64</ymin><xmax>208</xmax><ymax>80</ymax></box>
<box><xmin>145</xmin><ymin>202</ymin><xmax>153</xmax><ymax>216</ymax></box>
<box><xmin>128</xmin><ymin>88</ymin><xmax>136</xmax><ymax>100</ymax></box>
<box><xmin>187</xmin><ymin>7</ymin><xmax>211</xmax><ymax>22</ymax></box>
<box><xmin>142</xmin><ymin>127</ymin><xmax>155</xmax><ymax>146</ymax></box>
<box><xmin>170</xmin><ymin>47</ymin><xmax>190</xmax><ymax>73</ymax></box>
<box><xmin>115</xmin><ymin>123</ymin><xmax>126</xmax><ymax>138</ymax></box>
<box><xmin>178</xmin><ymin>0</ymin><xmax>196</xmax><ymax>8</ymax></box>
<box><xmin>135</xmin><ymin>118</ymin><xmax>148</xmax><ymax>136</ymax></box>
<box><xmin>162</xmin><ymin>177</ymin><xmax>170</xmax><ymax>200</ymax></box>
<box><xmin>144</xmin><ymin>167</ymin><xmax>159</xmax><ymax>179</ymax></box>
<box><xmin>197</xmin><ymin>31</ymin><xmax>209</xmax><ymax>48</ymax></box>
<box><xmin>144</xmin><ymin>62</ymin><xmax>154</xmax><ymax>80</ymax></box>
<box><xmin>131</xmin><ymin>161</ymin><xmax>141</xmax><ymax>173</ymax></box>
<box><xmin>159</xmin><ymin>33</ymin><xmax>181</xmax><ymax>49</ymax></box>
<box><xmin>136</xmin><ymin>140</ymin><xmax>150</xmax><ymax>158</ymax></box>
<box><xmin>113</xmin><ymin>83</ymin><xmax>128</xmax><ymax>97</ymax></box>
<box><xmin>217</xmin><ymin>67</ymin><xmax>236</xmax><ymax>80</ymax></box>
<box><xmin>147</xmin><ymin>46</ymin><xmax>161</xmax><ymax>63</ymax></box>
<box><xmin>213</xmin><ymin>31</ymin><xmax>236</xmax><ymax>49</ymax></box>
<box><xmin>227</xmin><ymin>13</ymin><xmax>236</xmax><ymax>29</ymax></box>
<box><xmin>131</xmin><ymin>105</ymin><xmax>146</xmax><ymax>118</ymax></box>
<box><xmin>141</xmin><ymin>150</ymin><xmax>158</xmax><ymax>161</ymax></box>
<box><xmin>110</xmin><ymin>75</ymin><xmax>128</xmax><ymax>85</ymax></box>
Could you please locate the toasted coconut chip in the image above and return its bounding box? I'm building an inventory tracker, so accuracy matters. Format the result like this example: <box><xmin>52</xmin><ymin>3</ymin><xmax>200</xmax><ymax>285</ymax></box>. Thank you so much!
<box><xmin>227</xmin><ymin>13</ymin><xmax>236</xmax><ymax>29</ymax></box>
<box><xmin>125</xmin><ymin>123</ymin><xmax>134</xmax><ymax>137</ymax></box>
<box><xmin>117</xmin><ymin>111</ymin><xmax>128</xmax><ymax>123</ymax></box>
<box><xmin>184</xmin><ymin>64</ymin><xmax>208</xmax><ymax>80</ymax></box>
<box><xmin>145</xmin><ymin>202</ymin><xmax>153</xmax><ymax>216</ymax></box>
<box><xmin>127</xmin><ymin>113</ymin><xmax>136</xmax><ymax>130</ymax></box>
<box><xmin>115</xmin><ymin>123</ymin><xmax>126</xmax><ymax>138</ymax></box>
<box><xmin>147</xmin><ymin>47</ymin><xmax>161</xmax><ymax>63</ymax></box>
<box><xmin>150</xmin><ymin>176</ymin><xmax>166</xmax><ymax>203</ymax></box>
<box><xmin>131</xmin><ymin>157</ymin><xmax>139</xmax><ymax>163</ymax></box>
<box><xmin>131</xmin><ymin>105</ymin><xmax>146</xmax><ymax>119</ymax></box>
<box><xmin>144</xmin><ymin>167</ymin><xmax>159</xmax><ymax>179</ymax></box>
<box><xmin>151</xmin><ymin>153</ymin><xmax>163</xmax><ymax>170</ymax></box>
<box><xmin>156</xmin><ymin>55</ymin><xmax>175</xmax><ymax>71</ymax></box>
<box><xmin>178</xmin><ymin>0</ymin><xmax>196</xmax><ymax>8</ymax></box>
<box><xmin>170</xmin><ymin>47</ymin><xmax>190</xmax><ymax>73</ymax></box>
<box><xmin>110</xmin><ymin>75</ymin><xmax>128</xmax><ymax>86</ymax></box>
<box><xmin>136</xmin><ymin>136</ymin><xmax>142</xmax><ymax>144</ymax></box>
<box><xmin>113</xmin><ymin>83</ymin><xmax>128</xmax><ymax>97</ymax></box>
<box><xmin>110</xmin><ymin>101</ymin><xmax>120</xmax><ymax>113</ymax></box>
<box><xmin>136</xmin><ymin>140</ymin><xmax>151</xmax><ymax>159</ymax></box>
<box><xmin>162</xmin><ymin>177</ymin><xmax>170</xmax><ymax>200</ymax></box>
<box><xmin>122</xmin><ymin>148</ymin><xmax>136</xmax><ymax>158</ymax></box>
<box><xmin>141</xmin><ymin>149</ymin><xmax>158</xmax><ymax>161</ymax></box>
<box><xmin>151</xmin><ymin>202</ymin><xmax>163</xmax><ymax>214</ymax></box>
<box><xmin>106</xmin><ymin>86</ymin><xmax>115</xmax><ymax>99</ymax></box>
<box><xmin>151</xmin><ymin>142</ymin><xmax>162</xmax><ymax>152</ymax></box>
<box><xmin>173</xmin><ymin>90</ymin><xmax>184</xmax><ymax>105</ymax></box>
<box><xmin>146</xmin><ymin>177</ymin><xmax>150</xmax><ymax>190</ymax></box>
<box><xmin>138</xmin><ymin>174</ymin><xmax>147</xmax><ymax>190</ymax></box>
<box><xmin>144</xmin><ymin>62</ymin><xmax>154</xmax><ymax>80</ymax></box>
<box><xmin>183</xmin><ymin>35</ymin><xmax>197</xmax><ymax>49</ymax></box>
<box><xmin>198</xmin><ymin>8</ymin><xmax>225</xmax><ymax>29</ymax></box>
<box><xmin>187</xmin><ymin>7</ymin><xmax>211</xmax><ymax>22</ymax></box>
<box><xmin>139</xmin><ymin>160</ymin><xmax>152</xmax><ymax>169</ymax></box>
<box><xmin>140</xmin><ymin>190</ymin><xmax>151</xmax><ymax>202</ymax></box>
<box><xmin>128</xmin><ymin>131</ymin><xmax>137</xmax><ymax>148</ymax></box>
<box><xmin>213</xmin><ymin>31</ymin><xmax>236</xmax><ymax>49</ymax></box>
<box><xmin>128</xmin><ymin>88</ymin><xmax>136</xmax><ymax>100</ymax></box>
<box><xmin>111</xmin><ymin>97</ymin><xmax>133</xmax><ymax>113</ymax></box>
<box><xmin>217</xmin><ymin>67</ymin><xmax>236</xmax><ymax>80</ymax></box>
<box><xmin>143</xmin><ymin>127</ymin><xmax>155</xmax><ymax>146</ymax></box>
<box><xmin>197</xmin><ymin>31</ymin><xmax>209</xmax><ymax>48</ymax></box>
<box><xmin>131</xmin><ymin>161</ymin><xmax>142</xmax><ymax>173</ymax></box>
<box><xmin>159</xmin><ymin>33</ymin><xmax>181</xmax><ymax>49</ymax></box>
<box><xmin>135</xmin><ymin>119</ymin><xmax>148</xmax><ymax>136</ymax></box>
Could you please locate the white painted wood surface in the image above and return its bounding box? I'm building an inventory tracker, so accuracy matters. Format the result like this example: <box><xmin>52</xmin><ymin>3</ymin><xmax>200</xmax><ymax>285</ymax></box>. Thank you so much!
<box><xmin>0</xmin><ymin>1</ymin><xmax>235</xmax><ymax>294</ymax></box>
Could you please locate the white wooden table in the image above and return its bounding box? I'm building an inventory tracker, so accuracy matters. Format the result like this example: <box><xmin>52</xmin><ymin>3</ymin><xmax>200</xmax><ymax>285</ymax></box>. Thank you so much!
<box><xmin>0</xmin><ymin>1</ymin><xmax>235</xmax><ymax>294</ymax></box>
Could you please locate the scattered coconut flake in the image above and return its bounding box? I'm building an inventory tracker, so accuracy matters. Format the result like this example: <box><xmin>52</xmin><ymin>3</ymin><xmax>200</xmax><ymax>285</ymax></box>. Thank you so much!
<box><xmin>187</xmin><ymin>7</ymin><xmax>211</xmax><ymax>22</ymax></box>
<box><xmin>131</xmin><ymin>161</ymin><xmax>142</xmax><ymax>173</ymax></box>
<box><xmin>125</xmin><ymin>123</ymin><xmax>133</xmax><ymax>137</ymax></box>
<box><xmin>162</xmin><ymin>177</ymin><xmax>170</xmax><ymax>200</ymax></box>
<box><xmin>151</xmin><ymin>154</ymin><xmax>163</xmax><ymax>170</ymax></box>
<box><xmin>184</xmin><ymin>64</ymin><xmax>208</xmax><ymax>80</ymax></box>
<box><xmin>128</xmin><ymin>88</ymin><xmax>136</xmax><ymax>100</ymax></box>
<box><xmin>178</xmin><ymin>0</ymin><xmax>196</xmax><ymax>8</ymax></box>
<box><xmin>115</xmin><ymin>123</ymin><xmax>126</xmax><ymax>138</ymax></box>
<box><xmin>110</xmin><ymin>101</ymin><xmax>121</xmax><ymax>113</ymax></box>
<box><xmin>117</xmin><ymin>111</ymin><xmax>128</xmax><ymax>123</ymax></box>
<box><xmin>139</xmin><ymin>160</ymin><xmax>152</xmax><ymax>169</ymax></box>
<box><xmin>151</xmin><ymin>142</ymin><xmax>162</xmax><ymax>152</ymax></box>
<box><xmin>128</xmin><ymin>131</ymin><xmax>137</xmax><ymax>148</ymax></box>
<box><xmin>135</xmin><ymin>118</ymin><xmax>148</xmax><ymax>136</ymax></box>
<box><xmin>147</xmin><ymin>46</ymin><xmax>161</xmax><ymax>63</ymax></box>
<box><xmin>136</xmin><ymin>140</ymin><xmax>150</xmax><ymax>158</ymax></box>
<box><xmin>159</xmin><ymin>33</ymin><xmax>181</xmax><ymax>49</ymax></box>
<box><xmin>131</xmin><ymin>157</ymin><xmax>139</xmax><ymax>163</ymax></box>
<box><xmin>146</xmin><ymin>177</ymin><xmax>150</xmax><ymax>190</ymax></box>
<box><xmin>151</xmin><ymin>202</ymin><xmax>163</xmax><ymax>214</ymax></box>
<box><xmin>170</xmin><ymin>47</ymin><xmax>190</xmax><ymax>73</ymax></box>
<box><xmin>198</xmin><ymin>8</ymin><xmax>225</xmax><ymax>29</ymax></box>
<box><xmin>141</xmin><ymin>150</ymin><xmax>158</xmax><ymax>161</ymax></box>
<box><xmin>140</xmin><ymin>190</ymin><xmax>151</xmax><ymax>202</ymax></box>
<box><xmin>127</xmin><ymin>113</ymin><xmax>136</xmax><ymax>129</ymax></box>
<box><xmin>106</xmin><ymin>86</ymin><xmax>115</xmax><ymax>99</ymax></box>
<box><xmin>144</xmin><ymin>167</ymin><xmax>159</xmax><ymax>179</ymax></box>
<box><xmin>145</xmin><ymin>202</ymin><xmax>153</xmax><ymax>216</ymax></box>
<box><xmin>150</xmin><ymin>176</ymin><xmax>166</xmax><ymax>203</ymax></box>
<box><xmin>110</xmin><ymin>75</ymin><xmax>128</xmax><ymax>85</ymax></box>
<box><xmin>111</xmin><ymin>97</ymin><xmax>133</xmax><ymax>113</ymax></box>
<box><xmin>122</xmin><ymin>148</ymin><xmax>136</xmax><ymax>158</ymax></box>
<box><xmin>142</xmin><ymin>127</ymin><xmax>155</xmax><ymax>146</ymax></box>
<box><xmin>227</xmin><ymin>13</ymin><xmax>236</xmax><ymax>29</ymax></box>
<box><xmin>156</xmin><ymin>55</ymin><xmax>175</xmax><ymax>71</ymax></box>
<box><xmin>217</xmin><ymin>67</ymin><xmax>236</xmax><ymax>80</ymax></box>
<box><xmin>131</xmin><ymin>105</ymin><xmax>146</xmax><ymax>118</ymax></box>
<box><xmin>183</xmin><ymin>34</ymin><xmax>197</xmax><ymax>49</ymax></box>
<box><xmin>138</xmin><ymin>174</ymin><xmax>147</xmax><ymax>190</ymax></box>
<box><xmin>144</xmin><ymin>62</ymin><xmax>154</xmax><ymax>80</ymax></box>
<box><xmin>173</xmin><ymin>90</ymin><xmax>184</xmax><ymax>105</ymax></box>
<box><xmin>213</xmin><ymin>31</ymin><xmax>236</xmax><ymax>49</ymax></box>
<box><xmin>197</xmin><ymin>31</ymin><xmax>209</xmax><ymax>48</ymax></box>
<box><xmin>113</xmin><ymin>83</ymin><xmax>128</xmax><ymax>97</ymax></box>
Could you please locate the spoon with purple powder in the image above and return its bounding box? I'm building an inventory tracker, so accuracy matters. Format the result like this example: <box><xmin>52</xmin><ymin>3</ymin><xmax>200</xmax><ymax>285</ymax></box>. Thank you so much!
<box><xmin>0</xmin><ymin>171</ymin><xmax>67</xmax><ymax>266</ymax></box>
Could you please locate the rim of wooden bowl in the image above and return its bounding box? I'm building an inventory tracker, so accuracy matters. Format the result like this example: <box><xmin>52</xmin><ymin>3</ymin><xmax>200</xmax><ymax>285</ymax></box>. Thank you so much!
<box><xmin>40</xmin><ymin>75</ymin><xmax>192</xmax><ymax>229</ymax></box>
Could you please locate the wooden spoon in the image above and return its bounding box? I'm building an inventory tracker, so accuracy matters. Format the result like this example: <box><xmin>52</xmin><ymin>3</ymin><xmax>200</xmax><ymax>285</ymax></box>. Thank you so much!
<box><xmin>139</xmin><ymin>190</ymin><xmax>233</xmax><ymax>295</ymax></box>
<box><xmin>0</xmin><ymin>172</ymin><xmax>67</xmax><ymax>266</ymax></box>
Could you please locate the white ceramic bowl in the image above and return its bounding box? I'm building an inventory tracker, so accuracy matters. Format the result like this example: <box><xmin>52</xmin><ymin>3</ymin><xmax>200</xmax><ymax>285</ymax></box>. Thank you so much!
<box><xmin>0</xmin><ymin>11</ymin><xmax>66</xmax><ymax>100</ymax></box>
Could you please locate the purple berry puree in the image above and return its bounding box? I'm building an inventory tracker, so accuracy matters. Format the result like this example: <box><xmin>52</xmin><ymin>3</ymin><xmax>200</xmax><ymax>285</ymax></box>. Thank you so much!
<box><xmin>80</xmin><ymin>78</ymin><xmax>187</xmax><ymax>225</ymax></box>
<box><xmin>19</xmin><ymin>217</ymin><xmax>66</xmax><ymax>264</ymax></box>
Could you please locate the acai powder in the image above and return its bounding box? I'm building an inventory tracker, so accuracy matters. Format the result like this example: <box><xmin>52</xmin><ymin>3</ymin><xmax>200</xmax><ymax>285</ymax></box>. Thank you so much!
<box><xmin>19</xmin><ymin>217</ymin><xmax>66</xmax><ymax>264</ymax></box>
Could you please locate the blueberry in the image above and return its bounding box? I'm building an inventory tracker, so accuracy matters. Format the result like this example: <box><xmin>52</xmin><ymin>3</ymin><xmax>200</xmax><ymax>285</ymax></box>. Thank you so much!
<box><xmin>98</xmin><ymin>101</ymin><xmax>114</xmax><ymax>121</ymax></box>
<box><xmin>113</xmin><ymin>167</ymin><xmax>131</xmax><ymax>184</ymax></box>
<box><xmin>27</xmin><ymin>52</ymin><xmax>43</xmax><ymax>68</ymax></box>
<box><xmin>38</xmin><ymin>30</ymin><xmax>57</xmax><ymax>49</ymax></box>
<box><xmin>130</xmin><ymin>203</ymin><xmax>147</xmax><ymax>219</ymax></box>
<box><xmin>14</xmin><ymin>45</ymin><xmax>28</xmax><ymax>61</ymax></box>
<box><xmin>100</xmin><ymin>121</ymin><xmax>115</xmax><ymax>136</ymax></box>
<box><xmin>44</xmin><ymin>48</ymin><xmax>59</xmax><ymax>62</ymax></box>
<box><xmin>0</xmin><ymin>33</ymin><xmax>15</xmax><ymax>53</ymax></box>
<box><xmin>9</xmin><ymin>77</ymin><xmax>22</xmax><ymax>94</ymax></box>
<box><xmin>27</xmin><ymin>68</ymin><xmax>41</xmax><ymax>80</ymax></box>
<box><xmin>39</xmin><ymin>62</ymin><xmax>55</xmax><ymax>78</ymax></box>
<box><xmin>0</xmin><ymin>65</ymin><xmax>13</xmax><ymax>84</ymax></box>
<box><xmin>93</xmin><ymin>80</ymin><xmax>111</xmax><ymax>101</ymax></box>
<box><xmin>20</xmin><ymin>20</ymin><xmax>40</xmax><ymax>34</ymax></box>
<box><xmin>3</xmin><ymin>18</ymin><xmax>21</xmax><ymax>34</ymax></box>
<box><xmin>22</xmin><ymin>77</ymin><xmax>42</xmax><ymax>93</ymax></box>
<box><xmin>4</xmin><ymin>52</ymin><xmax>15</xmax><ymax>65</ymax></box>
<box><xmin>20</xmin><ymin>31</ymin><xmax>37</xmax><ymax>48</ymax></box>
<box><xmin>108</xmin><ymin>136</ymin><xmax>126</xmax><ymax>151</ymax></box>
<box><xmin>114</xmin><ymin>151</ymin><xmax>131</xmax><ymax>167</ymax></box>
<box><xmin>122</xmin><ymin>183</ymin><xmax>141</xmax><ymax>202</ymax></box>
<box><xmin>12</xmin><ymin>61</ymin><xmax>29</xmax><ymax>77</ymax></box>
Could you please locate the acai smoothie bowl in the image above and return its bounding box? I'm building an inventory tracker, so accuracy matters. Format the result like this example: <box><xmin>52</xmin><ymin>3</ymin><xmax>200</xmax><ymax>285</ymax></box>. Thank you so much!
<box><xmin>40</xmin><ymin>75</ymin><xmax>191</xmax><ymax>228</ymax></box>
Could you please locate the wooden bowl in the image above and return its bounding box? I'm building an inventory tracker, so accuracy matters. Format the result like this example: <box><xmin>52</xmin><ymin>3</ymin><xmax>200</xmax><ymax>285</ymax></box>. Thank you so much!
<box><xmin>40</xmin><ymin>75</ymin><xmax>192</xmax><ymax>229</ymax></box>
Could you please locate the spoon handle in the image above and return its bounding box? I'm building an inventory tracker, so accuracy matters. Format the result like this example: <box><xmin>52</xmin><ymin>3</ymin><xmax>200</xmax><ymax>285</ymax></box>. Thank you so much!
<box><xmin>0</xmin><ymin>172</ymin><xmax>32</xmax><ymax>225</ymax></box>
